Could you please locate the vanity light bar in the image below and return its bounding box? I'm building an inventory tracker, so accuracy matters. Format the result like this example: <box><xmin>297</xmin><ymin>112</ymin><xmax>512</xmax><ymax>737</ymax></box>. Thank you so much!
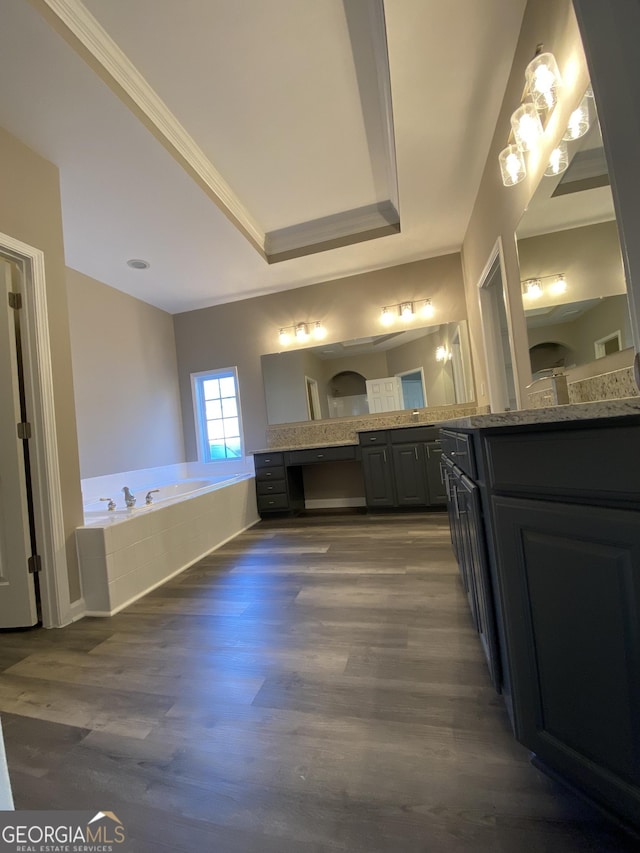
<box><xmin>278</xmin><ymin>321</ymin><xmax>326</xmax><ymax>346</ymax></box>
<box><xmin>521</xmin><ymin>273</ymin><xmax>566</xmax><ymax>299</ymax></box>
<box><xmin>380</xmin><ymin>299</ymin><xmax>433</xmax><ymax>325</ymax></box>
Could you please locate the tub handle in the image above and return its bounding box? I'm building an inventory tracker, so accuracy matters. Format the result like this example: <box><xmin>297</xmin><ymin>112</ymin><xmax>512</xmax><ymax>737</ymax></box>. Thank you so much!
<box><xmin>100</xmin><ymin>497</ymin><xmax>116</xmax><ymax>511</ymax></box>
<box><xmin>145</xmin><ymin>489</ymin><xmax>160</xmax><ymax>505</ymax></box>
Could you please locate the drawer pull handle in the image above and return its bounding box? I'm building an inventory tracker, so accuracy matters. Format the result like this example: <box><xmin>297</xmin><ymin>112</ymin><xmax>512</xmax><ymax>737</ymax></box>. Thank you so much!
<box><xmin>264</xmin><ymin>458</ymin><xmax>271</xmax><ymax>463</ymax></box>
<box><xmin>369</xmin><ymin>437</ymin><xmax>376</xmax><ymax>442</ymax></box>
<box><xmin>265</xmin><ymin>472</ymin><xmax>272</xmax><ymax>477</ymax></box>
<box><xmin>317</xmin><ymin>453</ymin><xmax>324</xmax><ymax>458</ymax></box>
<box><xmin>414</xmin><ymin>447</ymin><xmax>418</xmax><ymax>460</ymax></box>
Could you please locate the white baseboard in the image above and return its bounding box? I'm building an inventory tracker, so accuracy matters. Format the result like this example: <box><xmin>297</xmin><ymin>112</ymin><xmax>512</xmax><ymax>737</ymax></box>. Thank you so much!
<box><xmin>304</xmin><ymin>497</ymin><xmax>366</xmax><ymax>509</ymax></box>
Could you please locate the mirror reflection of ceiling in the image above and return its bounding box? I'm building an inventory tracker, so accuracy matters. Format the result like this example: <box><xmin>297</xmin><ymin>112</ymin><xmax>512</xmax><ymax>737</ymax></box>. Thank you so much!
<box><xmin>0</xmin><ymin>0</ymin><xmax>527</xmax><ymax>312</ymax></box>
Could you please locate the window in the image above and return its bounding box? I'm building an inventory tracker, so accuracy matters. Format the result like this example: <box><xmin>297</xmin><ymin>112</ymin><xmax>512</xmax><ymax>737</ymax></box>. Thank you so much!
<box><xmin>191</xmin><ymin>367</ymin><xmax>244</xmax><ymax>461</ymax></box>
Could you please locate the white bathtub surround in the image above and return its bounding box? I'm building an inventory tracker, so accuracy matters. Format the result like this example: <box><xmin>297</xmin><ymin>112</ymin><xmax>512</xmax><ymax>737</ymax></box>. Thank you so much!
<box><xmin>80</xmin><ymin>458</ymin><xmax>254</xmax><ymax>513</ymax></box>
<box><xmin>76</xmin><ymin>464</ymin><xmax>258</xmax><ymax>616</ymax></box>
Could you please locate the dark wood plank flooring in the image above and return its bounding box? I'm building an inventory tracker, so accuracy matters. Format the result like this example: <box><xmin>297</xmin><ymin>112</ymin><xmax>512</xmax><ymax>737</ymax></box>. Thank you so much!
<box><xmin>1</xmin><ymin>511</ymin><xmax>636</xmax><ymax>851</ymax></box>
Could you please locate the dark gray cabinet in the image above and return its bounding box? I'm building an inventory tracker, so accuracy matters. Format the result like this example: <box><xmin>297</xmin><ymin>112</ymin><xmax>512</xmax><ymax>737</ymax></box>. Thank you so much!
<box><xmin>360</xmin><ymin>445</ymin><xmax>395</xmax><ymax>507</ymax></box>
<box><xmin>359</xmin><ymin>426</ymin><xmax>446</xmax><ymax>509</ymax></box>
<box><xmin>442</xmin><ymin>416</ymin><xmax>640</xmax><ymax>831</ymax></box>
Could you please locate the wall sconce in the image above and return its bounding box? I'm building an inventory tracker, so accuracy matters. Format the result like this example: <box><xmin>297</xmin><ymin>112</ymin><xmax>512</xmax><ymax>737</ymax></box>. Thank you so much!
<box><xmin>380</xmin><ymin>299</ymin><xmax>434</xmax><ymax>326</ymax></box>
<box><xmin>522</xmin><ymin>273</ymin><xmax>567</xmax><ymax>299</ymax></box>
<box><xmin>435</xmin><ymin>345</ymin><xmax>451</xmax><ymax>362</ymax></box>
<box><xmin>278</xmin><ymin>321</ymin><xmax>326</xmax><ymax>346</ymax></box>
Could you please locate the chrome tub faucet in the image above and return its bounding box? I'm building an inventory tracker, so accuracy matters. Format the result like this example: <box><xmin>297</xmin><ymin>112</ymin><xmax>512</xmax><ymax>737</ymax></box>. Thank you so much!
<box><xmin>145</xmin><ymin>489</ymin><xmax>160</xmax><ymax>505</ymax></box>
<box><xmin>122</xmin><ymin>486</ymin><xmax>136</xmax><ymax>508</ymax></box>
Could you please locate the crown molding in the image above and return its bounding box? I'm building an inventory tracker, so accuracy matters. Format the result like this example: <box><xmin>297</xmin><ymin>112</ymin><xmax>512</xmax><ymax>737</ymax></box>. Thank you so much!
<box><xmin>28</xmin><ymin>0</ymin><xmax>266</xmax><ymax>256</ymax></box>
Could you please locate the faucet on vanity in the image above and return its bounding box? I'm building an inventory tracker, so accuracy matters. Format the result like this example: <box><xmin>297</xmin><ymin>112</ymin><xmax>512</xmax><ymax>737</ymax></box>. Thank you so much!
<box><xmin>122</xmin><ymin>486</ymin><xmax>136</xmax><ymax>508</ymax></box>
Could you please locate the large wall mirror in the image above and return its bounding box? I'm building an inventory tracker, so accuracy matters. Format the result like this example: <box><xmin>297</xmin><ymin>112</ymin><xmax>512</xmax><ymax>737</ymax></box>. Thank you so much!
<box><xmin>516</xmin><ymin>91</ymin><xmax>633</xmax><ymax>384</ymax></box>
<box><xmin>262</xmin><ymin>321</ymin><xmax>475</xmax><ymax>425</ymax></box>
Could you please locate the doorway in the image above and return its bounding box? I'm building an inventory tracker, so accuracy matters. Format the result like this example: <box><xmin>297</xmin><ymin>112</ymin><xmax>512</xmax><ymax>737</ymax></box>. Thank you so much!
<box><xmin>478</xmin><ymin>240</ymin><xmax>519</xmax><ymax>412</ymax></box>
<box><xmin>397</xmin><ymin>368</ymin><xmax>426</xmax><ymax>408</ymax></box>
<box><xmin>0</xmin><ymin>233</ymin><xmax>70</xmax><ymax>628</ymax></box>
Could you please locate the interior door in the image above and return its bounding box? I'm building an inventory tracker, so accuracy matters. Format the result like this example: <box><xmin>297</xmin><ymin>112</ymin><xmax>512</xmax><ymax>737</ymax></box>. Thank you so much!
<box><xmin>366</xmin><ymin>376</ymin><xmax>403</xmax><ymax>413</ymax></box>
<box><xmin>0</xmin><ymin>257</ymin><xmax>38</xmax><ymax>628</ymax></box>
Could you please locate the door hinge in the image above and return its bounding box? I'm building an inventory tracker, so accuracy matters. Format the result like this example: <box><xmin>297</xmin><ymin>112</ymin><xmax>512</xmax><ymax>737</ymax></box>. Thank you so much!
<box><xmin>17</xmin><ymin>422</ymin><xmax>32</xmax><ymax>440</ymax></box>
<box><xmin>8</xmin><ymin>291</ymin><xmax>22</xmax><ymax>310</ymax></box>
<box><xmin>28</xmin><ymin>554</ymin><xmax>42</xmax><ymax>574</ymax></box>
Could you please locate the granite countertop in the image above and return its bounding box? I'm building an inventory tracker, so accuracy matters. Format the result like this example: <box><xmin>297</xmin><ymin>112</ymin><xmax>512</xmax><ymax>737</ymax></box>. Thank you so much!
<box><xmin>439</xmin><ymin>397</ymin><xmax>640</xmax><ymax>430</ymax></box>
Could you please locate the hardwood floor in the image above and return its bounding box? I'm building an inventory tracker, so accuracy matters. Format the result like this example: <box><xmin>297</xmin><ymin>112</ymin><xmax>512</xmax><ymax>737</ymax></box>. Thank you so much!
<box><xmin>1</xmin><ymin>511</ymin><xmax>636</xmax><ymax>851</ymax></box>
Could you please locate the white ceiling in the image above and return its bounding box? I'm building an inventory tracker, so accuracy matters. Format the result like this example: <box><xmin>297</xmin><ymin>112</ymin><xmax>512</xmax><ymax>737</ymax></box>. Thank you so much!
<box><xmin>0</xmin><ymin>0</ymin><xmax>527</xmax><ymax>314</ymax></box>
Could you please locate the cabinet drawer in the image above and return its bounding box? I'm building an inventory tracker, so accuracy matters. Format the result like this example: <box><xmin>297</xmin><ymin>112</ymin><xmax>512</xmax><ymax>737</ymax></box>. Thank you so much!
<box><xmin>256</xmin><ymin>479</ymin><xmax>286</xmax><ymax>496</ymax></box>
<box><xmin>287</xmin><ymin>445</ymin><xmax>356</xmax><ymax>465</ymax></box>
<box><xmin>358</xmin><ymin>430</ymin><xmax>388</xmax><ymax>446</ymax></box>
<box><xmin>389</xmin><ymin>426</ymin><xmax>437</xmax><ymax>443</ymax></box>
<box><xmin>484</xmin><ymin>425</ymin><xmax>640</xmax><ymax>501</ymax></box>
<box><xmin>440</xmin><ymin>429</ymin><xmax>475</xmax><ymax>478</ymax></box>
<box><xmin>254</xmin><ymin>452</ymin><xmax>284</xmax><ymax>468</ymax></box>
<box><xmin>257</xmin><ymin>493</ymin><xmax>290</xmax><ymax>512</ymax></box>
<box><xmin>255</xmin><ymin>465</ymin><xmax>285</xmax><ymax>481</ymax></box>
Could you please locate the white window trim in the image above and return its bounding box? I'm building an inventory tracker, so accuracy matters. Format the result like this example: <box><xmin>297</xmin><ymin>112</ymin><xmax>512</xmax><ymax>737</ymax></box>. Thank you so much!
<box><xmin>594</xmin><ymin>330</ymin><xmax>622</xmax><ymax>359</ymax></box>
<box><xmin>191</xmin><ymin>367</ymin><xmax>245</xmax><ymax>463</ymax></box>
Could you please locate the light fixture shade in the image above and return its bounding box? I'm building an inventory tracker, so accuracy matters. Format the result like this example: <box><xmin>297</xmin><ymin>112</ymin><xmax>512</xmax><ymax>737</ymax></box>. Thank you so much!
<box><xmin>279</xmin><ymin>328</ymin><xmax>291</xmax><ymax>346</ymax></box>
<box><xmin>400</xmin><ymin>302</ymin><xmax>414</xmax><ymax>322</ymax></box>
<box><xmin>295</xmin><ymin>323</ymin><xmax>308</xmax><ymax>342</ymax></box>
<box><xmin>380</xmin><ymin>307</ymin><xmax>394</xmax><ymax>326</ymax></box>
<box><xmin>421</xmin><ymin>299</ymin><xmax>434</xmax><ymax>319</ymax></box>
<box><xmin>312</xmin><ymin>321</ymin><xmax>326</xmax><ymax>340</ymax></box>
<box><xmin>525</xmin><ymin>52</ymin><xmax>562</xmax><ymax>112</ymax></box>
<box><xmin>563</xmin><ymin>96</ymin><xmax>590</xmax><ymax>141</ymax></box>
<box><xmin>524</xmin><ymin>279</ymin><xmax>543</xmax><ymax>299</ymax></box>
<box><xmin>435</xmin><ymin>345</ymin><xmax>449</xmax><ymax>362</ymax></box>
<box><xmin>499</xmin><ymin>144</ymin><xmax>526</xmax><ymax>187</ymax></box>
<box><xmin>544</xmin><ymin>141</ymin><xmax>569</xmax><ymax>176</ymax></box>
<box><xmin>549</xmin><ymin>274</ymin><xmax>567</xmax><ymax>295</ymax></box>
<box><xmin>511</xmin><ymin>103</ymin><xmax>544</xmax><ymax>152</ymax></box>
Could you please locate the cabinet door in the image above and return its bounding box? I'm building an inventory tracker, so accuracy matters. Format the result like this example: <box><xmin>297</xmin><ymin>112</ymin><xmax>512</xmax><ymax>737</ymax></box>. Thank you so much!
<box><xmin>392</xmin><ymin>443</ymin><xmax>428</xmax><ymax>506</ymax></box>
<box><xmin>425</xmin><ymin>442</ymin><xmax>447</xmax><ymax>505</ymax></box>
<box><xmin>361</xmin><ymin>446</ymin><xmax>395</xmax><ymax>507</ymax></box>
<box><xmin>456</xmin><ymin>475</ymin><xmax>501</xmax><ymax>690</ymax></box>
<box><xmin>492</xmin><ymin>495</ymin><xmax>640</xmax><ymax>827</ymax></box>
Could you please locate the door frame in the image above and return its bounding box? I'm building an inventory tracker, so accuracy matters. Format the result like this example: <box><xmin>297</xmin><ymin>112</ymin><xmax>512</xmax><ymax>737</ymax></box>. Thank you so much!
<box><xmin>477</xmin><ymin>237</ymin><xmax>521</xmax><ymax>412</ymax></box>
<box><xmin>1</xmin><ymin>232</ymin><xmax>70</xmax><ymax>628</ymax></box>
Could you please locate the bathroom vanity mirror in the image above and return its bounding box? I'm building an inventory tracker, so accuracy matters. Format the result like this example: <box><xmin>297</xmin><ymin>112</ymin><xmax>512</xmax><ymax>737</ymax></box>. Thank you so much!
<box><xmin>262</xmin><ymin>320</ymin><xmax>474</xmax><ymax>425</ymax></box>
<box><xmin>516</xmin><ymin>94</ymin><xmax>633</xmax><ymax>383</ymax></box>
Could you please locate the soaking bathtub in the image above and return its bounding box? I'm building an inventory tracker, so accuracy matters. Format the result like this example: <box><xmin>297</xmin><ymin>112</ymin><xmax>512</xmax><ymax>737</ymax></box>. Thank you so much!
<box><xmin>76</xmin><ymin>463</ymin><xmax>259</xmax><ymax>616</ymax></box>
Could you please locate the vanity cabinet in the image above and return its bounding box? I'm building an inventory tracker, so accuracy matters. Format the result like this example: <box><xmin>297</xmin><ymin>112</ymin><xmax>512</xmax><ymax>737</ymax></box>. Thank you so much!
<box><xmin>441</xmin><ymin>415</ymin><xmax>640</xmax><ymax>831</ymax></box>
<box><xmin>359</xmin><ymin>426</ymin><xmax>447</xmax><ymax>509</ymax></box>
<box><xmin>253</xmin><ymin>451</ymin><xmax>303</xmax><ymax>515</ymax></box>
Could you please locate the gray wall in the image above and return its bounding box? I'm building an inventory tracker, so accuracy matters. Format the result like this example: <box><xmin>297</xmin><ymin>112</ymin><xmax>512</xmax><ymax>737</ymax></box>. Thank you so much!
<box><xmin>67</xmin><ymin>268</ymin><xmax>185</xmax><ymax>478</ymax></box>
<box><xmin>174</xmin><ymin>253</ymin><xmax>466</xmax><ymax>454</ymax></box>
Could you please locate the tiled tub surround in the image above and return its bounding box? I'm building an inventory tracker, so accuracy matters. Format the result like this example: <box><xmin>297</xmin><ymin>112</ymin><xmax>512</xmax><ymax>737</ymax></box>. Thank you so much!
<box><xmin>265</xmin><ymin>403</ymin><xmax>483</xmax><ymax>449</ymax></box>
<box><xmin>76</xmin><ymin>461</ymin><xmax>259</xmax><ymax>616</ymax></box>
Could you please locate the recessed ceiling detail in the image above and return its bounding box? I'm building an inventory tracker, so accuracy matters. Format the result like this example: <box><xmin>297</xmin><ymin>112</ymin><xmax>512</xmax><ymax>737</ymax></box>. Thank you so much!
<box><xmin>31</xmin><ymin>0</ymin><xmax>399</xmax><ymax>263</ymax></box>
